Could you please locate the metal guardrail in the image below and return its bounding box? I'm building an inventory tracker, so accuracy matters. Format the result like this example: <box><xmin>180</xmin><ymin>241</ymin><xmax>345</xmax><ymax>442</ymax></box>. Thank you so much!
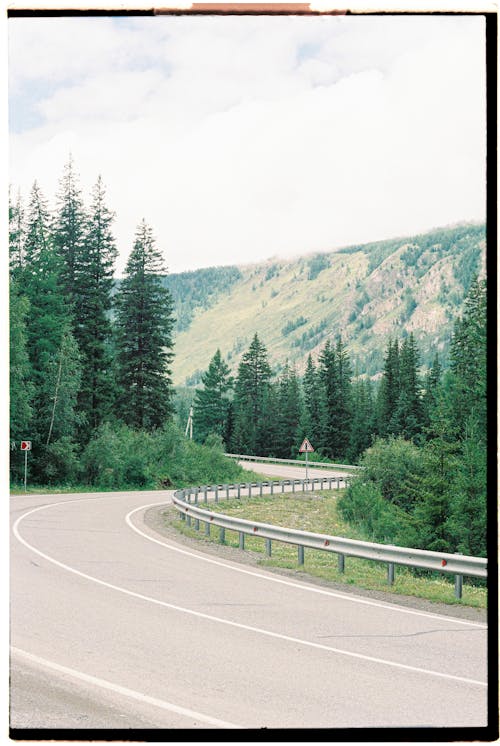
<box><xmin>172</xmin><ymin>480</ymin><xmax>487</xmax><ymax>600</ymax></box>
<box><xmin>225</xmin><ymin>454</ymin><xmax>361</xmax><ymax>471</ymax></box>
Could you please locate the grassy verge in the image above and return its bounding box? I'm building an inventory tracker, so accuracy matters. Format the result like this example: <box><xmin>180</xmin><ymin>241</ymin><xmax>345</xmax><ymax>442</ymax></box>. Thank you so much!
<box><xmin>170</xmin><ymin>491</ymin><xmax>486</xmax><ymax>609</ymax></box>
<box><xmin>10</xmin><ymin>468</ymin><xmax>266</xmax><ymax>496</ymax></box>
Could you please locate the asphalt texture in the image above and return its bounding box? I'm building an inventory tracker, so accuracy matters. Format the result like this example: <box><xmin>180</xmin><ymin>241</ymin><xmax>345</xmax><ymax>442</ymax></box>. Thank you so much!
<box><xmin>10</xmin><ymin>466</ymin><xmax>490</xmax><ymax>734</ymax></box>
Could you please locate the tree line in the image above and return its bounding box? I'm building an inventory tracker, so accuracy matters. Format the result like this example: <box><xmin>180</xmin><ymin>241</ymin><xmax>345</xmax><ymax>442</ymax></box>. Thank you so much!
<box><xmin>9</xmin><ymin>157</ymin><xmax>176</xmax><ymax>485</ymax></box>
<box><xmin>193</xmin><ymin>278</ymin><xmax>487</xmax><ymax>556</ymax></box>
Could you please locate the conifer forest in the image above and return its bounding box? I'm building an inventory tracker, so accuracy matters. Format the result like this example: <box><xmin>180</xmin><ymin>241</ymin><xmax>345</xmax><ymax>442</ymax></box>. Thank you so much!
<box><xmin>9</xmin><ymin>158</ymin><xmax>488</xmax><ymax>559</ymax></box>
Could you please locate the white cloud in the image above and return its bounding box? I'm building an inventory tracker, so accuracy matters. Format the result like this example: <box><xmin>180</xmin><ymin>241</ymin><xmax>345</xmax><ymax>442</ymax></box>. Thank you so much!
<box><xmin>8</xmin><ymin>15</ymin><xmax>486</xmax><ymax>274</ymax></box>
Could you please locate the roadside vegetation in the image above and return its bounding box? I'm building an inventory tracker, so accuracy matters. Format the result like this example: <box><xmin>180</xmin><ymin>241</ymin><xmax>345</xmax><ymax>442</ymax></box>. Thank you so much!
<box><xmin>170</xmin><ymin>490</ymin><xmax>486</xmax><ymax>609</ymax></box>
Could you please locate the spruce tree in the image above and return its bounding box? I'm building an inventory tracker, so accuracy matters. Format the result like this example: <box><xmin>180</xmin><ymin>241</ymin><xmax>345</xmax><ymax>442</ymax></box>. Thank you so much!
<box><xmin>22</xmin><ymin>183</ymin><xmax>83</xmax><ymax>482</ymax></box>
<box><xmin>233</xmin><ymin>334</ymin><xmax>272</xmax><ymax>455</ymax></box>
<box><xmin>9</xmin><ymin>186</ymin><xmax>24</xmax><ymax>277</ymax></box>
<box><xmin>76</xmin><ymin>176</ymin><xmax>118</xmax><ymax>438</ymax></box>
<box><xmin>193</xmin><ymin>349</ymin><xmax>233</xmax><ymax>445</ymax></box>
<box><xmin>274</xmin><ymin>363</ymin><xmax>302</xmax><ymax>458</ymax></box>
<box><xmin>318</xmin><ymin>339</ymin><xmax>337</xmax><ymax>456</ymax></box>
<box><xmin>348</xmin><ymin>377</ymin><xmax>374</xmax><ymax>462</ymax></box>
<box><xmin>448</xmin><ymin>277</ymin><xmax>487</xmax><ymax>438</ymax></box>
<box><xmin>9</xmin><ymin>279</ymin><xmax>33</xmax><ymax>481</ymax></box>
<box><xmin>390</xmin><ymin>333</ymin><xmax>423</xmax><ymax>441</ymax></box>
<box><xmin>298</xmin><ymin>354</ymin><xmax>323</xmax><ymax>450</ymax></box>
<box><xmin>377</xmin><ymin>339</ymin><xmax>400</xmax><ymax>436</ymax></box>
<box><xmin>114</xmin><ymin>220</ymin><xmax>175</xmax><ymax>430</ymax></box>
<box><xmin>52</xmin><ymin>155</ymin><xmax>87</xmax><ymax>304</ymax></box>
<box><xmin>318</xmin><ymin>337</ymin><xmax>352</xmax><ymax>460</ymax></box>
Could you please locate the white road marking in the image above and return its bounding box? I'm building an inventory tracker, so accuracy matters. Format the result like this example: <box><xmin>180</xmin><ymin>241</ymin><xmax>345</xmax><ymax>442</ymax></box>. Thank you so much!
<box><xmin>127</xmin><ymin>500</ymin><xmax>488</xmax><ymax>630</ymax></box>
<box><xmin>12</xmin><ymin>499</ymin><xmax>487</xmax><ymax>688</ymax></box>
<box><xmin>10</xmin><ymin>647</ymin><xmax>241</xmax><ymax>729</ymax></box>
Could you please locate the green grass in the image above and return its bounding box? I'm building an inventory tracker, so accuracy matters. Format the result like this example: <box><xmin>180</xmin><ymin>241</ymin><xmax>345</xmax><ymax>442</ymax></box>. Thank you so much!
<box><xmin>170</xmin><ymin>491</ymin><xmax>486</xmax><ymax>609</ymax></box>
<box><xmin>11</xmin><ymin>484</ymin><xmax>105</xmax><ymax>495</ymax></box>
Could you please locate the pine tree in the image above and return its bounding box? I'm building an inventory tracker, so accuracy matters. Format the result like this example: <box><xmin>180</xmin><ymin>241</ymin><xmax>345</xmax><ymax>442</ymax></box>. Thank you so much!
<box><xmin>377</xmin><ymin>339</ymin><xmax>400</xmax><ymax>436</ymax></box>
<box><xmin>75</xmin><ymin>176</ymin><xmax>118</xmax><ymax>438</ymax></box>
<box><xmin>193</xmin><ymin>349</ymin><xmax>233</xmax><ymax>445</ymax></box>
<box><xmin>9</xmin><ymin>186</ymin><xmax>24</xmax><ymax>277</ymax></box>
<box><xmin>233</xmin><ymin>334</ymin><xmax>272</xmax><ymax>455</ymax></box>
<box><xmin>318</xmin><ymin>336</ymin><xmax>352</xmax><ymax>460</ymax></box>
<box><xmin>52</xmin><ymin>155</ymin><xmax>87</xmax><ymax>304</ymax></box>
<box><xmin>23</xmin><ymin>181</ymin><xmax>51</xmax><ymax>266</ymax></box>
<box><xmin>390</xmin><ymin>333</ymin><xmax>423</xmax><ymax>441</ymax></box>
<box><xmin>448</xmin><ymin>277</ymin><xmax>487</xmax><ymax>438</ymax></box>
<box><xmin>318</xmin><ymin>339</ymin><xmax>336</xmax><ymax>456</ymax></box>
<box><xmin>333</xmin><ymin>336</ymin><xmax>353</xmax><ymax>458</ymax></box>
<box><xmin>422</xmin><ymin>353</ymin><xmax>442</xmax><ymax>434</ymax></box>
<box><xmin>274</xmin><ymin>363</ymin><xmax>302</xmax><ymax>458</ymax></box>
<box><xmin>9</xmin><ymin>278</ymin><xmax>33</xmax><ymax>482</ymax></box>
<box><xmin>298</xmin><ymin>354</ymin><xmax>323</xmax><ymax>450</ymax></box>
<box><xmin>22</xmin><ymin>183</ymin><xmax>83</xmax><ymax>482</ymax></box>
<box><xmin>114</xmin><ymin>220</ymin><xmax>175</xmax><ymax>430</ymax></box>
<box><xmin>348</xmin><ymin>376</ymin><xmax>374</xmax><ymax>462</ymax></box>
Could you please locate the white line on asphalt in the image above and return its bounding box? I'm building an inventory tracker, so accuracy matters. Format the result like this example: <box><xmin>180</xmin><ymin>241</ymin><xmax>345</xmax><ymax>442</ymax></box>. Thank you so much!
<box><xmin>10</xmin><ymin>647</ymin><xmax>241</xmax><ymax>729</ymax></box>
<box><xmin>126</xmin><ymin>501</ymin><xmax>488</xmax><ymax>630</ymax></box>
<box><xmin>13</xmin><ymin>500</ymin><xmax>487</xmax><ymax>688</ymax></box>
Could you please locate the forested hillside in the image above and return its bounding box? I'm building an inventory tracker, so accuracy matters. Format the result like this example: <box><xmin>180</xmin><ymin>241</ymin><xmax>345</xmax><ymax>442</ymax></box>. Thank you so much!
<box><xmin>171</xmin><ymin>223</ymin><xmax>485</xmax><ymax>385</ymax></box>
<box><xmin>162</xmin><ymin>266</ymin><xmax>242</xmax><ymax>332</ymax></box>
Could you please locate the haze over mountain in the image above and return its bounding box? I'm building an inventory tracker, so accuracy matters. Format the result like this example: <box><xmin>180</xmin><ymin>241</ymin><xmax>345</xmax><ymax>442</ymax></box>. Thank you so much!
<box><xmin>164</xmin><ymin>222</ymin><xmax>486</xmax><ymax>387</ymax></box>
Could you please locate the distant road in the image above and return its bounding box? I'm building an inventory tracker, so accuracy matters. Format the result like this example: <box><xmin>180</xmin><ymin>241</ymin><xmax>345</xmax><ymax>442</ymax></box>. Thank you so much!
<box><xmin>238</xmin><ymin>459</ymin><xmax>352</xmax><ymax>480</ymax></box>
<box><xmin>11</xmin><ymin>488</ymin><xmax>488</xmax><ymax>732</ymax></box>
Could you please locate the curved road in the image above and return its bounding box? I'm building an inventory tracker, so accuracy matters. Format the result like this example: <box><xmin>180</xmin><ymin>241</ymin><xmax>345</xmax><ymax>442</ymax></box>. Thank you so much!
<box><xmin>11</xmin><ymin>478</ymin><xmax>488</xmax><ymax>732</ymax></box>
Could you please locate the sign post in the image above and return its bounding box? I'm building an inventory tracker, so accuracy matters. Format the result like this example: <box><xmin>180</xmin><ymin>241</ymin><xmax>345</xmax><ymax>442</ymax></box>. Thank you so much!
<box><xmin>20</xmin><ymin>441</ymin><xmax>32</xmax><ymax>492</ymax></box>
<box><xmin>299</xmin><ymin>438</ymin><xmax>314</xmax><ymax>482</ymax></box>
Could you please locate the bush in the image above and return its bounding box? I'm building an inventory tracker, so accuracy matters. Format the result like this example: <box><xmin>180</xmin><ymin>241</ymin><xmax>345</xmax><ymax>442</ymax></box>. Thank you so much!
<box><xmin>337</xmin><ymin>480</ymin><xmax>408</xmax><ymax>543</ymax></box>
<box><xmin>81</xmin><ymin>421</ymin><xmax>248</xmax><ymax>490</ymax></box>
<box><xmin>360</xmin><ymin>438</ymin><xmax>423</xmax><ymax>511</ymax></box>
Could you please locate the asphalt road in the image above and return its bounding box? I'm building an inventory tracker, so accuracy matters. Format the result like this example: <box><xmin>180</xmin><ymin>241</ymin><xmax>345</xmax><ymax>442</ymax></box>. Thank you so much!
<box><xmin>10</xmin><ymin>481</ymin><xmax>489</xmax><ymax>733</ymax></box>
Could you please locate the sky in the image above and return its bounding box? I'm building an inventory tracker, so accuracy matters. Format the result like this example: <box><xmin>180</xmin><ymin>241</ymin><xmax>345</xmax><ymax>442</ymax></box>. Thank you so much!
<box><xmin>8</xmin><ymin>13</ymin><xmax>486</xmax><ymax>275</ymax></box>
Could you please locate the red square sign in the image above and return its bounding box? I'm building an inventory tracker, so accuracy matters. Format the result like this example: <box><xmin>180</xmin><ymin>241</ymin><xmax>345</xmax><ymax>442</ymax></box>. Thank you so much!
<box><xmin>20</xmin><ymin>441</ymin><xmax>32</xmax><ymax>451</ymax></box>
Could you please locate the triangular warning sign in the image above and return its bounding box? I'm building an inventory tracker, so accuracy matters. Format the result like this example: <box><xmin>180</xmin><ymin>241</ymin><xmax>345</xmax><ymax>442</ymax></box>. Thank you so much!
<box><xmin>299</xmin><ymin>438</ymin><xmax>314</xmax><ymax>453</ymax></box>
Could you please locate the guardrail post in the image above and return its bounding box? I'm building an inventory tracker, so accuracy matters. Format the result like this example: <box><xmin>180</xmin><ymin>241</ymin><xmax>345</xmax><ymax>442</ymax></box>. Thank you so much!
<box><xmin>186</xmin><ymin>514</ymin><xmax>191</xmax><ymax>528</ymax></box>
<box><xmin>336</xmin><ymin>478</ymin><xmax>340</xmax><ymax>489</ymax></box>
<box><xmin>248</xmin><ymin>482</ymin><xmax>252</xmax><ymax>497</ymax></box>
<box><xmin>281</xmin><ymin>480</ymin><xmax>285</xmax><ymax>493</ymax></box>
<box><xmin>203</xmin><ymin>487</ymin><xmax>208</xmax><ymax>503</ymax></box>
<box><xmin>237</xmin><ymin>483</ymin><xmax>241</xmax><ymax>499</ymax></box>
<box><xmin>215</xmin><ymin>486</ymin><xmax>219</xmax><ymax>503</ymax></box>
<box><xmin>205</xmin><ymin>521</ymin><xmax>210</xmax><ymax>536</ymax></box>
<box><xmin>259</xmin><ymin>482</ymin><xmax>263</xmax><ymax>496</ymax></box>
<box><xmin>387</xmin><ymin>562</ymin><xmax>395</xmax><ymax>586</ymax></box>
<box><xmin>219</xmin><ymin>527</ymin><xmax>225</xmax><ymax>544</ymax></box>
<box><xmin>265</xmin><ymin>538</ymin><xmax>272</xmax><ymax>556</ymax></box>
<box><xmin>239</xmin><ymin>532</ymin><xmax>245</xmax><ymax>550</ymax></box>
<box><xmin>194</xmin><ymin>488</ymin><xmax>199</xmax><ymax>505</ymax></box>
<box><xmin>194</xmin><ymin>518</ymin><xmax>200</xmax><ymax>531</ymax></box>
<box><xmin>292</xmin><ymin>479</ymin><xmax>296</xmax><ymax>493</ymax></box>
<box><xmin>298</xmin><ymin>545</ymin><xmax>304</xmax><ymax>565</ymax></box>
<box><xmin>226</xmin><ymin>484</ymin><xmax>230</xmax><ymax>498</ymax></box>
<box><xmin>270</xmin><ymin>481</ymin><xmax>274</xmax><ymax>495</ymax></box>
<box><xmin>301</xmin><ymin>479</ymin><xmax>305</xmax><ymax>492</ymax></box>
<box><xmin>338</xmin><ymin>554</ymin><xmax>345</xmax><ymax>573</ymax></box>
<box><xmin>455</xmin><ymin>573</ymin><xmax>463</xmax><ymax>600</ymax></box>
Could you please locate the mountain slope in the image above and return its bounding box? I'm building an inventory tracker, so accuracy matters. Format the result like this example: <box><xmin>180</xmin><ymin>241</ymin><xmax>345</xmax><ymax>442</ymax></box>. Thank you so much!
<box><xmin>170</xmin><ymin>223</ymin><xmax>486</xmax><ymax>386</ymax></box>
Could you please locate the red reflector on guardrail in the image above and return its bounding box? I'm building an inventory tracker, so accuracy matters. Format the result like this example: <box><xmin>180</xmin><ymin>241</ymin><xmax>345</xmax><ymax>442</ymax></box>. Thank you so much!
<box><xmin>441</xmin><ymin>560</ymin><xmax>447</xmax><ymax>566</ymax></box>
<box><xmin>253</xmin><ymin>527</ymin><xmax>258</xmax><ymax>532</ymax></box>
<box><xmin>324</xmin><ymin>540</ymin><xmax>330</xmax><ymax>546</ymax></box>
